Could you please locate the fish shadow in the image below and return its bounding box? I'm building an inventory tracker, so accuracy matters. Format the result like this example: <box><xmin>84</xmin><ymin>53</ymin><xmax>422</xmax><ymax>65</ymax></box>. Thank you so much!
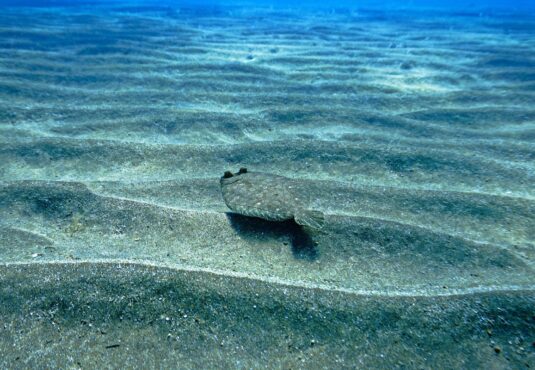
<box><xmin>226</xmin><ymin>213</ymin><xmax>318</xmax><ymax>261</ymax></box>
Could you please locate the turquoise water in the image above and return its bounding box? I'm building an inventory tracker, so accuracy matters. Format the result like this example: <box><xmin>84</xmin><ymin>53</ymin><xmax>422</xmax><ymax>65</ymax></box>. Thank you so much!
<box><xmin>0</xmin><ymin>1</ymin><xmax>534</xmax><ymax>368</ymax></box>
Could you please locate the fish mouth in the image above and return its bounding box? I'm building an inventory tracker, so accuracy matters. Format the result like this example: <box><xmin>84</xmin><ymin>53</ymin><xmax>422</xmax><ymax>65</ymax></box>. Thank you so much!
<box><xmin>220</xmin><ymin>176</ymin><xmax>242</xmax><ymax>185</ymax></box>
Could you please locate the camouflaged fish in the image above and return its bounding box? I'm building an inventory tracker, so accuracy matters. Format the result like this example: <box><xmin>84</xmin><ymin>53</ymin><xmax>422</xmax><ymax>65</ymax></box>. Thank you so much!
<box><xmin>220</xmin><ymin>168</ymin><xmax>324</xmax><ymax>230</ymax></box>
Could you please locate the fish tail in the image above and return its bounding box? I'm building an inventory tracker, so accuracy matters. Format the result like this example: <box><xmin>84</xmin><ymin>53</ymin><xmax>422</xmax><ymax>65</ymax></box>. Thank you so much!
<box><xmin>294</xmin><ymin>210</ymin><xmax>325</xmax><ymax>230</ymax></box>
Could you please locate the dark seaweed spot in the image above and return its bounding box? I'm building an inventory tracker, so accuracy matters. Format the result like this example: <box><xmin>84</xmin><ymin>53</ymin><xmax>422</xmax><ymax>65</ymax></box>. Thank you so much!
<box><xmin>32</xmin><ymin>196</ymin><xmax>66</xmax><ymax>216</ymax></box>
<box><xmin>400</xmin><ymin>61</ymin><xmax>414</xmax><ymax>70</ymax></box>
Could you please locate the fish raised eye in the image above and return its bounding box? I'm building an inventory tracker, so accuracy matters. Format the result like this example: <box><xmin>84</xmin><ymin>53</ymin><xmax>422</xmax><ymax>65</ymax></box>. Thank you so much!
<box><xmin>223</xmin><ymin>171</ymin><xmax>233</xmax><ymax>178</ymax></box>
<box><xmin>238</xmin><ymin>167</ymin><xmax>248</xmax><ymax>174</ymax></box>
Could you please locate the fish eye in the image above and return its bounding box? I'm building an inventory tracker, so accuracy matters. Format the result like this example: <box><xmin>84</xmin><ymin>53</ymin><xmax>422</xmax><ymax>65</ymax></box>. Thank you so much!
<box><xmin>223</xmin><ymin>171</ymin><xmax>233</xmax><ymax>178</ymax></box>
<box><xmin>238</xmin><ymin>167</ymin><xmax>248</xmax><ymax>174</ymax></box>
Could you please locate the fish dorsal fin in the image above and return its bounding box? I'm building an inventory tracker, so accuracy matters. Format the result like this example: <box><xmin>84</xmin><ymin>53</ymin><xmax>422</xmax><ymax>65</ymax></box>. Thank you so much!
<box><xmin>294</xmin><ymin>210</ymin><xmax>324</xmax><ymax>230</ymax></box>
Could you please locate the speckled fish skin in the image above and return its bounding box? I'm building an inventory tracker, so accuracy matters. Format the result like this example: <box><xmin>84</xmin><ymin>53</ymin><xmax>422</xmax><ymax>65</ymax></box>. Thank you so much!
<box><xmin>220</xmin><ymin>171</ymin><xmax>297</xmax><ymax>222</ymax></box>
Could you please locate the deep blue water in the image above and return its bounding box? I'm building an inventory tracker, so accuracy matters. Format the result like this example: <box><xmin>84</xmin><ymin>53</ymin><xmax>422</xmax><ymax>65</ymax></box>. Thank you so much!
<box><xmin>1</xmin><ymin>0</ymin><xmax>535</xmax><ymax>10</ymax></box>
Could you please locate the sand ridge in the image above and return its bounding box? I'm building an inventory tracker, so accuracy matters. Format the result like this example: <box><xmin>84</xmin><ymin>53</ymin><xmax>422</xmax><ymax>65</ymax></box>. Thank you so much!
<box><xmin>0</xmin><ymin>3</ymin><xmax>534</xmax><ymax>368</ymax></box>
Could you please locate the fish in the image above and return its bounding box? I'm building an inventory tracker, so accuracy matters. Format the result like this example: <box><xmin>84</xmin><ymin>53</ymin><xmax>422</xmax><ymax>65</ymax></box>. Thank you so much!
<box><xmin>220</xmin><ymin>168</ymin><xmax>324</xmax><ymax>230</ymax></box>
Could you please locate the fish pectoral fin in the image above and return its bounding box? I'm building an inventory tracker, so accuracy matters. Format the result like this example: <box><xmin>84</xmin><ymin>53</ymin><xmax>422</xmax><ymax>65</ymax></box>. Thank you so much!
<box><xmin>294</xmin><ymin>210</ymin><xmax>324</xmax><ymax>230</ymax></box>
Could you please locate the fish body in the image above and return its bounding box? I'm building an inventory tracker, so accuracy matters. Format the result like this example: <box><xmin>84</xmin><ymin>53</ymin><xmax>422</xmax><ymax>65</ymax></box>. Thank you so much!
<box><xmin>220</xmin><ymin>168</ymin><xmax>324</xmax><ymax>229</ymax></box>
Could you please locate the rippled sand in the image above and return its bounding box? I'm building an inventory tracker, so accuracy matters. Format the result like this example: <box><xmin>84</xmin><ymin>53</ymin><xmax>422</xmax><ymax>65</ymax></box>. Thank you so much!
<box><xmin>0</xmin><ymin>4</ymin><xmax>534</xmax><ymax>368</ymax></box>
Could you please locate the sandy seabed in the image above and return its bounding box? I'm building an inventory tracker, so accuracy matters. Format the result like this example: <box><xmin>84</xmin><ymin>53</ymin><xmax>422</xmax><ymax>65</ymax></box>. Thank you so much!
<box><xmin>0</xmin><ymin>3</ymin><xmax>534</xmax><ymax>368</ymax></box>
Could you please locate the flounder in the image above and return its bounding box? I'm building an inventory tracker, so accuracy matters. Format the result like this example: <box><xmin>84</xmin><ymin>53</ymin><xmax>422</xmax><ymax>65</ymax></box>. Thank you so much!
<box><xmin>220</xmin><ymin>168</ymin><xmax>324</xmax><ymax>230</ymax></box>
